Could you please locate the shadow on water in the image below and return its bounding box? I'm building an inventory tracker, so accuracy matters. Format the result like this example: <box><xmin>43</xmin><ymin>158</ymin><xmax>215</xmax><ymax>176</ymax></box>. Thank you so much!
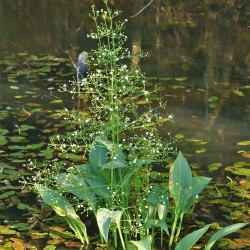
<box><xmin>0</xmin><ymin>0</ymin><xmax>249</xmax><ymax>249</ymax></box>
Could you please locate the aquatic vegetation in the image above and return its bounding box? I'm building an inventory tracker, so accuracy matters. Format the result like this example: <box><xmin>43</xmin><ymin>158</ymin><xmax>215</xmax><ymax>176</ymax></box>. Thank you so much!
<box><xmin>28</xmin><ymin>1</ymin><xmax>248</xmax><ymax>249</ymax></box>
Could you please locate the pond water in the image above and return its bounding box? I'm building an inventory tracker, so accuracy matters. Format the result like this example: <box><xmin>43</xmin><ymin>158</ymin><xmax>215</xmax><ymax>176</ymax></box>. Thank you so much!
<box><xmin>0</xmin><ymin>0</ymin><xmax>249</xmax><ymax>249</ymax></box>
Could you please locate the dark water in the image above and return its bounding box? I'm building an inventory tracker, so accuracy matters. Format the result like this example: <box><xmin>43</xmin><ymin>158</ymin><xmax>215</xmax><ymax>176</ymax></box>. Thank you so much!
<box><xmin>0</xmin><ymin>0</ymin><xmax>249</xmax><ymax>248</ymax></box>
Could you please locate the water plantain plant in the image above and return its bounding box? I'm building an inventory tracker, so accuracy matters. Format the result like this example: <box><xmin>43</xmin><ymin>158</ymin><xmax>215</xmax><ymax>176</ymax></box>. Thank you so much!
<box><xmin>31</xmin><ymin>0</ymin><xmax>248</xmax><ymax>249</ymax></box>
<box><xmin>35</xmin><ymin>141</ymin><xmax>247</xmax><ymax>249</ymax></box>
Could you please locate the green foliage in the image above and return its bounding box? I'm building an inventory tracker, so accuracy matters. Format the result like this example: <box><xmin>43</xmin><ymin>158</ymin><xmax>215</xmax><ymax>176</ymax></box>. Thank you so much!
<box><xmin>128</xmin><ymin>235</ymin><xmax>152</xmax><ymax>250</ymax></box>
<box><xmin>32</xmin><ymin>1</ymin><xmax>248</xmax><ymax>249</ymax></box>
<box><xmin>97</xmin><ymin>208</ymin><xmax>124</xmax><ymax>248</ymax></box>
<box><xmin>205</xmin><ymin>223</ymin><xmax>248</xmax><ymax>250</ymax></box>
<box><xmin>175</xmin><ymin>225</ymin><xmax>210</xmax><ymax>250</ymax></box>
<box><xmin>35</xmin><ymin>184</ymin><xmax>89</xmax><ymax>244</ymax></box>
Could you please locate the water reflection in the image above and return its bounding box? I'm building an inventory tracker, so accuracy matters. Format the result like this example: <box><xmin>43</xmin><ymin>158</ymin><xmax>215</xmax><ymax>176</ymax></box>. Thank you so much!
<box><xmin>0</xmin><ymin>0</ymin><xmax>249</xmax><ymax>166</ymax></box>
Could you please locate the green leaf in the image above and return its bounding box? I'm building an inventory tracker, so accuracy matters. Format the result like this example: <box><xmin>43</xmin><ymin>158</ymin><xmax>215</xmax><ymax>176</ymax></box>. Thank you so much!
<box><xmin>101</xmin><ymin>160</ymin><xmax>127</xmax><ymax>169</ymax></box>
<box><xmin>169</xmin><ymin>151</ymin><xmax>192</xmax><ymax>214</ymax></box>
<box><xmin>0</xmin><ymin>129</ymin><xmax>9</xmax><ymax>135</ymax></box>
<box><xmin>233</xmin><ymin>90</ymin><xmax>244</xmax><ymax>96</ymax></box>
<box><xmin>158</xmin><ymin>203</ymin><xmax>168</xmax><ymax>220</ymax></box>
<box><xmin>184</xmin><ymin>176</ymin><xmax>211</xmax><ymax>213</ymax></box>
<box><xmin>0</xmin><ymin>136</ymin><xmax>8</xmax><ymax>146</ymax></box>
<box><xmin>35</xmin><ymin>184</ymin><xmax>89</xmax><ymax>244</ymax></box>
<box><xmin>205</xmin><ymin>223</ymin><xmax>248</xmax><ymax>250</ymax></box>
<box><xmin>128</xmin><ymin>235</ymin><xmax>152</xmax><ymax>250</ymax></box>
<box><xmin>0</xmin><ymin>190</ymin><xmax>16</xmax><ymax>199</ymax></box>
<box><xmin>175</xmin><ymin>225</ymin><xmax>210</xmax><ymax>250</ymax></box>
<box><xmin>89</xmin><ymin>138</ymin><xmax>107</xmax><ymax>167</ymax></box>
<box><xmin>94</xmin><ymin>136</ymin><xmax>126</xmax><ymax>163</ymax></box>
<box><xmin>145</xmin><ymin>219</ymin><xmax>169</xmax><ymax>235</ymax></box>
<box><xmin>19</xmin><ymin>124</ymin><xmax>36</xmax><ymax>131</ymax></box>
<box><xmin>35</xmin><ymin>184</ymin><xmax>76</xmax><ymax>216</ymax></box>
<box><xmin>53</xmin><ymin>173</ymin><xmax>97</xmax><ymax>211</ymax></box>
<box><xmin>96</xmin><ymin>208</ymin><xmax>123</xmax><ymax>243</ymax></box>
<box><xmin>237</xmin><ymin>141</ymin><xmax>250</xmax><ymax>146</ymax></box>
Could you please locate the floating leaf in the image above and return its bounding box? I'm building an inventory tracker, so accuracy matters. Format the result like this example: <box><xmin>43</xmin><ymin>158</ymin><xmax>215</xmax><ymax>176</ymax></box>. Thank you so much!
<box><xmin>14</xmin><ymin>95</ymin><xmax>27</xmax><ymax>99</ymax></box>
<box><xmin>175</xmin><ymin>133</ymin><xmax>184</xmax><ymax>139</ymax></box>
<box><xmin>209</xmin><ymin>103</ymin><xmax>218</xmax><ymax>108</ymax></box>
<box><xmin>0</xmin><ymin>227</ymin><xmax>17</xmax><ymax>235</ymax></box>
<box><xmin>26</xmin><ymin>103</ymin><xmax>42</xmax><ymax>107</ymax></box>
<box><xmin>208</xmin><ymin>163</ymin><xmax>222</xmax><ymax>172</ymax></box>
<box><xmin>0</xmin><ymin>136</ymin><xmax>8</xmax><ymax>145</ymax></box>
<box><xmin>233</xmin><ymin>90</ymin><xmax>244</xmax><ymax>97</ymax></box>
<box><xmin>50</xmin><ymin>99</ymin><xmax>63</xmax><ymax>104</ymax></box>
<box><xmin>0</xmin><ymin>190</ymin><xmax>16</xmax><ymax>199</ymax></box>
<box><xmin>12</xmin><ymin>240</ymin><xmax>26</xmax><ymax>250</ymax></box>
<box><xmin>19</xmin><ymin>124</ymin><xmax>36</xmax><ymax>131</ymax></box>
<box><xmin>10</xmin><ymin>85</ymin><xmax>20</xmax><ymax>89</ymax></box>
<box><xmin>237</xmin><ymin>141</ymin><xmax>250</xmax><ymax>146</ymax></box>
<box><xmin>0</xmin><ymin>129</ymin><xmax>9</xmax><ymax>135</ymax></box>
<box><xmin>38</xmin><ymin>148</ymin><xmax>54</xmax><ymax>159</ymax></box>
<box><xmin>208</xmin><ymin>96</ymin><xmax>218</xmax><ymax>102</ymax></box>
<box><xmin>9</xmin><ymin>136</ymin><xmax>28</xmax><ymax>143</ymax></box>
<box><xmin>196</xmin><ymin>148</ymin><xmax>206</xmax><ymax>153</ymax></box>
<box><xmin>136</xmin><ymin>100</ymin><xmax>152</xmax><ymax>105</ymax></box>
<box><xmin>175</xmin><ymin>77</ymin><xmax>187</xmax><ymax>81</ymax></box>
<box><xmin>241</xmin><ymin>85</ymin><xmax>250</xmax><ymax>89</ymax></box>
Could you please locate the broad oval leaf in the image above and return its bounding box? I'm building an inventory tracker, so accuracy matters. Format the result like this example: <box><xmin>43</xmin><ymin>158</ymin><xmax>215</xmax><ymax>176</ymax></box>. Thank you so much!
<box><xmin>35</xmin><ymin>184</ymin><xmax>76</xmax><ymax>216</ymax></box>
<box><xmin>53</xmin><ymin>173</ymin><xmax>97</xmax><ymax>210</ymax></box>
<box><xmin>169</xmin><ymin>151</ymin><xmax>192</xmax><ymax>214</ymax></box>
<box><xmin>129</xmin><ymin>235</ymin><xmax>152</xmax><ymax>250</ymax></box>
<box><xmin>96</xmin><ymin>208</ymin><xmax>123</xmax><ymax>244</ymax></box>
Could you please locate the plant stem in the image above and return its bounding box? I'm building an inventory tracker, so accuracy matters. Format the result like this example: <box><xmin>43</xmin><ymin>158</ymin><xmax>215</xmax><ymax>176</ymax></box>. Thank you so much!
<box><xmin>117</xmin><ymin>225</ymin><xmax>126</xmax><ymax>250</ymax></box>
<box><xmin>169</xmin><ymin>212</ymin><xmax>179</xmax><ymax>248</ymax></box>
<box><xmin>174</xmin><ymin>213</ymin><xmax>184</xmax><ymax>243</ymax></box>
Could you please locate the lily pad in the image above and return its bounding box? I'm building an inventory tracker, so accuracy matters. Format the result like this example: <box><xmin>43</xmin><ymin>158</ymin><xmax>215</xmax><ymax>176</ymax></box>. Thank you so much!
<box><xmin>237</xmin><ymin>141</ymin><xmax>250</xmax><ymax>146</ymax></box>
<box><xmin>0</xmin><ymin>129</ymin><xmax>9</xmax><ymax>135</ymax></box>
<box><xmin>0</xmin><ymin>135</ymin><xmax>8</xmax><ymax>145</ymax></box>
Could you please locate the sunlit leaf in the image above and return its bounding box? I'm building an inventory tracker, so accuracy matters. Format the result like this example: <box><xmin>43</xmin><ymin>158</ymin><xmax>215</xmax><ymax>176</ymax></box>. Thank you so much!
<box><xmin>0</xmin><ymin>190</ymin><xmax>16</xmax><ymax>199</ymax></box>
<box><xmin>19</xmin><ymin>124</ymin><xmax>36</xmax><ymax>131</ymax></box>
<box><xmin>10</xmin><ymin>85</ymin><xmax>19</xmax><ymax>89</ymax></box>
<box><xmin>169</xmin><ymin>151</ymin><xmax>192</xmax><ymax>214</ymax></box>
<box><xmin>50</xmin><ymin>99</ymin><xmax>63</xmax><ymax>104</ymax></box>
<box><xmin>136</xmin><ymin>100</ymin><xmax>152</xmax><ymax>105</ymax></box>
<box><xmin>237</xmin><ymin>141</ymin><xmax>250</xmax><ymax>146</ymax></box>
<box><xmin>233</xmin><ymin>90</ymin><xmax>244</xmax><ymax>97</ymax></box>
<box><xmin>0</xmin><ymin>129</ymin><xmax>9</xmax><ymax>135</ymax></box>
<box><xmin>128</xmin><ymin>235</ymin><xmax>152</xmax><ymax>250</ymax></box>
<box><xmin>0</xmin><ymin>136</ymin><xmax>8</xmax><ymax>145</ymax></box>
<box><xmin>35</xmin><ymin>184</ymin><xmax>76</xmax><ymax>216</ymax></box>
<box><xmin>9</xmin><ymin>136</ymin><xmax>28</xmax><ymax>143</ymax></box>
<box><xmin>205</xmin><ymin>223</ymin><xmax>248</xmax><ymax>250</ymax></box>
<box><xmin>175</xmin><ymin>225</ymin><xmax>210</xmax><ymax>250</ymax></box>
<box><xmin>97</xmin><ymin>208</ymin><xmax>123</xmax><ymax>243</ymax></box>
<box><xmin>196</xmin><ymin>148</ymin><xmax>206</xmax><ymax>153</ymax></box>
<box><xmin>53</xmin><ymin>173</ymin><xmax>98</xmax><ymax>210</ymax></box>
<box><xmin>208</xmin><ymin>96</ymin><xmax>218</xmax><ymax>102</ymax></box>
<box><xmin>12</xmin><ymin>240</ymin><xmax>26</xmax><ymax>250</ymax></box>
<box><xmin>0</xmin><ymin>227</ymin><xmax>17</xmax><ymax>235</ymax></box>
<box><xmin>209</xmin><ymin>103</ymin><xmax>218</xmax><ymax>108</ymax></box>
<box><xmin>175</xmin><ymin>77</ymin><xmax>187</xmax><ymax>81</ymax></box>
